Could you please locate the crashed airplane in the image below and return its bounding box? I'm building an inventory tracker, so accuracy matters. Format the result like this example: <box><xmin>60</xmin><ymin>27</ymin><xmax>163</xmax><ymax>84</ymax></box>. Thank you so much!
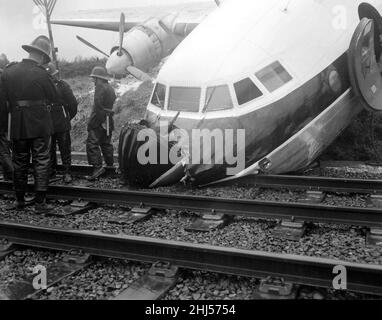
<box><xmin>53</xmin><ymin>0</ymin><xmax>382</xmax><ymax>188</ymax></box>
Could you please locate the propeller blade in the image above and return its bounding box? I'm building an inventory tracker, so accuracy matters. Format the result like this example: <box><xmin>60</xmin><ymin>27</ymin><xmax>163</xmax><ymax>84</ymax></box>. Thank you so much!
<box><xmin>126</xmin><ymin>66</ymin><xmax>153</xmax><ymax>82</ymax></box>
<box><xmin>76</xmin><ymin>36</ymin><xmax>110</xmax><ymax>58</ymax></box>
<box><xmin>118</xmin><ymin>13</ymin><xmax>126</xmax><ymax>56</ymax></box>
<box><xmin>159</xmin><ymin>20</ymin><xmax>172</xmax><ymax>35</ymax></box>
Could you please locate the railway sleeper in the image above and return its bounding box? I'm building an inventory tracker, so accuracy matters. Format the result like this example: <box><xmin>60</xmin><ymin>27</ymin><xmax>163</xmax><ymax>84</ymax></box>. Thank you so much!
<box><xmin>0</xmin><ymin>250</ymin><xmax>92</xmax><ymax>300</ymax></box>
<box><xmin>113</xmin><ymin>262</ymin><xmax>179</xmax><ymax>300</ymax></box>
<box><xmin>272</xmin><ymin>220</ymin><xmax>307</xmax><ymax>241</ymax></box>
<box><xmin>252</xmin><ymin>277</ymin><xmax>297</xmax><ymax>300</ymax></box>
<box><xmin>0</xmin><ymin>239</ymin><xmax>17</xmax><ymax>261</ymax></box>
<box><xmin>45</xmin><ymin>200</ymin><xmax>97</xmax><ymax>217</ymax></box>
<box><xmin>298</xmin><ymin>191</ymin><xmax>326</xmax><ymax>204</ymax></box>
<box><xmin>366</xmin><ymin>227</ymin><xmax>382</xmax><ymax>247</ymax></box>
<box><xmin>369</xmin><ymin>194</ymin><xmax>382</xmax><ymax>208</ymax></box>
<box><xmin>108</xmin><ymin>206</ymin><xmax>157</xmax><ymax>225</ymax></box>
<box><xmin>185</xmin><ymin>212</ymin><xmax>233</xmax><ymax>232</ymax></box>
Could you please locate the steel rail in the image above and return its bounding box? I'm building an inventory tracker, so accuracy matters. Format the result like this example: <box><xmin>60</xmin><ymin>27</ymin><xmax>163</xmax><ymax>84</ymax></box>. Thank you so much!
<box><xmin>215</xmin><ymin>174</ymin><xmax>382</xmax><ymax>194</ymax></box>
<box><xmin>65</xmin><ymin>151</ymin><xmax>382</xmax><ymax>193</ymax></box>
<box><xmin>0</xmin><ymin>221</ymin><xmax>381</xmax><ymax>295</ymax></box>
<box><xmin>56</xmin><ymin>164</ymin><xmax>117</xmax><ymax>177</ymax></box>
<box><xmin>62</xmin><ymin>150</ymin><xmax>382</xmax><ymax>194</ymax></box>
<box><xmin>62</xmin><ymin>152</ymin><xmax>119</xmax><ymax>164</ymax></box>
<box><xmin>0</xmin><ymin>182</ymin><xmax>381</xmax><ymax>227</ymax></box>
<box><xmin>57</xmin><ymin>162</ymin><xmax>382</xmax><ymax>195</ymax></box>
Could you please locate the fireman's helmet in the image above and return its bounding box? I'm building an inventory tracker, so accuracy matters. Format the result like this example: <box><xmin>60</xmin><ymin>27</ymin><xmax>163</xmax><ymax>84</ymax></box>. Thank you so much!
<box><xmin>22</xmin><ymin>35</ymin><xmax>52</xmax><ymax>63</ymax></box>
<box><xmin>90</xmin><ymin>66</ymin><xmax>110</xmax><ymax>81</ymax></box>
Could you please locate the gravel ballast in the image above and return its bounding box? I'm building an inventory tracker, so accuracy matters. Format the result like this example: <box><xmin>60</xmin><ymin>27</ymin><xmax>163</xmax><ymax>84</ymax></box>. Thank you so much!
<box><xmin>36</xmin><ymin>258</ymin><xmax>148</xmax><ymax>300</ymax></box>
<box><xmin>1</xmin><ymin>167</ymin><xmax>381</xmax><ymax>300</ymax></box>
<box><xmin>1</xmin><ymin>200</ymin><xmax>381</xmax><ymax>265</ymax></box>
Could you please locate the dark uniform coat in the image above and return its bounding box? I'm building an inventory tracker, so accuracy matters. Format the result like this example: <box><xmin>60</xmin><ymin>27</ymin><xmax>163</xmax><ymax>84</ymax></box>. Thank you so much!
<box><xmin>51</xmin><ymin>79</ymin><xmax>78</xmax><ymax>134</ymax></box>
<box><xmin>0</xmin><ymin>70</ymin><xmax>13</xmax><ymax>179</ymax></box>
<box><xmin>0</xmin><ymin>72</ymin><xmax>8</xmax><ymax>134</ymax></box>
<box><xmin>88</xmin><ymin>81</ymin><xmax>116</xmax><ymax>132</ymax></box>
<box><xmin>1</xmin><ymin>59</ymin><xmax>57</xmax><ymax>140</ymax></box>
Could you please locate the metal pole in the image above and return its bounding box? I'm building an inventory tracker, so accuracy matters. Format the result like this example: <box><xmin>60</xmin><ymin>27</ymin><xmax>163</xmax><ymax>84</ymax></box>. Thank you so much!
<box><xmin>7</xmin><ymin>105</ymin><xmax>11</xmax><ymax>141</ymax></box>
<box><xmin>43</xmin><ymin>0</ymin><xmax>59</xmax><ymax>70</ymax></box>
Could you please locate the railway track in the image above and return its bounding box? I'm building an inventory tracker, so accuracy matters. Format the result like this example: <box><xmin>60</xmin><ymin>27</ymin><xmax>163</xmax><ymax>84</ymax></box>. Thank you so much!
<box><xmin>0</xmin><ymin>181</ymin><xmax>381</xmax><ymax>227</ymax></box>
<box><xmin>65</xmin><ymin>151</ymin><xmax>382</xmax><ymax>194</ymax></box>
<box><xmin>58</xmin><ymin>163</ymin><xmax>382</xmax><ymax>195</ymax></box>
<box><xmin>1</xmin><ymin>160</ymin><xmax>382</xmax><ymax>299</ymax></box>
<box><xmin>0</xmin><ymin>221</ymin><xmax>381</xmax><ymax>297</ymax></box>
<box><xmin>63</xmin><ymin>152</ymin><xmax>119</xmax><ymax>164</ymax></box>
<box><xmin>224</xmin><ymin>174</ymin><xmax>382</xmax><ymax>194</ymax></box>
<box><xmin>56</xmin><ymin>164</ymin><xmax>118</xmax><ymax>177</ymax></box>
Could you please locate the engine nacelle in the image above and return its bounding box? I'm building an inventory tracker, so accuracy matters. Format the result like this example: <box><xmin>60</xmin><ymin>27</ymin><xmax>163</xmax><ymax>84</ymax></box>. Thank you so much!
<box><xmin>107</xmin><ymin>15</ymin><xmax>180</xmax><ymax>75</ymax></box>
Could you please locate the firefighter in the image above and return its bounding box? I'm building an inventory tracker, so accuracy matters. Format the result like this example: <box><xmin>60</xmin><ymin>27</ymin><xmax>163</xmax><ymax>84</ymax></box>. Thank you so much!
<box><xmin>0</xmin><ymin>68</ymin><xmax>13</xmax><ymax>181</ymax></box>
<box><xmin>45</xmin><ymin>62</ymin><xmax>78</xmax><ymax>184</ymax></box>
<box><xmin>86</xmin><ymin>66</ymin><xmax>116</xmax><ymax>181</ymax></box>
<box><xmin>1</xmin><ymin>35</ymin><xmax>57</xmax><ymax>213</ymax></box>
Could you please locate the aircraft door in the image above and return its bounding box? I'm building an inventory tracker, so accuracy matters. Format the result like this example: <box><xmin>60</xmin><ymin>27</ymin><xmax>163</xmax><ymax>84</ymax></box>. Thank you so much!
<box><xmin>348</xmin><ymin>18</ymin><xmax>382</xmax><ymax>112</ymax></box>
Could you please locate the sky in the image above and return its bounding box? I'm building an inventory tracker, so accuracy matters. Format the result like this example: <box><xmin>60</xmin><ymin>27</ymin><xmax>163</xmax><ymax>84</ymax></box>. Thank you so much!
<box><xmin>0</xmin><ymin>0</ymin><xmax>210</xmax><ymax>61</ymax></box>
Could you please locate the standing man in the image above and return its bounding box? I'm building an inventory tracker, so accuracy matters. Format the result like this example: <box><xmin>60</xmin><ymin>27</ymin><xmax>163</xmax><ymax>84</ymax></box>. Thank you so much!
<box><xmin>0</xmin><ymin>68</ymin><xmax>13</xmax><ymax>181</ymax></box>
<box><xmin>46</xmin><ymin>62</ymin><xmax>78</xmax><ymax>184</ymax></box>
<box><xmin>87</xmin><ymin>66</ymin><xmax>116</xmax><ymax>181</ymax></box>
<box><xmin>1</xmin><ymin>35</ymin><xmax>57</xmax><ymax>213</ymax></box>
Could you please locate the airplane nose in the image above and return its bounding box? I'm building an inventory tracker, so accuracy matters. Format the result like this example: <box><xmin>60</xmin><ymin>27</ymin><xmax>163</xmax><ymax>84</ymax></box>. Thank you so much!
<box><xmin>106</xmin><ymin>50</ymin><xmax>132</xmax><ymax>76</ymax></box>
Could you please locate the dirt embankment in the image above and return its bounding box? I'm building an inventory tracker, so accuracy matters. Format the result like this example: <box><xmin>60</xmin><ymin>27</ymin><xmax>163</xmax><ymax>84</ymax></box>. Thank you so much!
<box><xmin>66</xmin><ymin>76</ymin><xmax>154</xmax><ymax>153</ymax></box>
<box><xmin>321</xmin><ymin>111</ymin><xmax>382</xmax><ymax>163</ymax></box>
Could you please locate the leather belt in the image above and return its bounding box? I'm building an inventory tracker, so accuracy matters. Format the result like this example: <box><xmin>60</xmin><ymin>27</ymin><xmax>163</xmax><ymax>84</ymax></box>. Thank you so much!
<box><xmin>15</xmin><ymin>100</ymin><xmax>47</xmax><ymax>107</ymax></box>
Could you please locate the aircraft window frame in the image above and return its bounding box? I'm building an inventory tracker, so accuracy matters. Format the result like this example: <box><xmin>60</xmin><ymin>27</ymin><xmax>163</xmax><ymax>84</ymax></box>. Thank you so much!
<box><xmin>168</xmin><ymin>86</ymin><xmax>202</xmax><ymax>113</ymax></box>
<box><xmin>255</xmin><ymin>61</ymin><xmax>293</xmax><ymax>93</ymax></box>
<box><xmin>233</xmin><ymin>77</ymin><xmax>264</xmax><ymax>106</ymax></box>
<box><xmin>203</xmin><ymin>84</ymin><xmax>234</xmax><ymax>113</ymax></box>
<box><xmin>150</xmin><ymin>83</ymin><xmax>167</xmax><ymax>109</ymax></box>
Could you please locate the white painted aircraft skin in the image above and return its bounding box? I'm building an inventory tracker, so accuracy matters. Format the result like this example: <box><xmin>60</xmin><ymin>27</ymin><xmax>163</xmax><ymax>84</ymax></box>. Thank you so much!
<box><xmin>52</xmin><ymin>0</ymin><xmax>382</xmax><ymax>187</ymax></box>
<box><xmin>154</xmin><ymin>0</ymin><xmax>382</xmax><ymax>118</ymax></box>
<box><xmin>145</xmin><ymin>0</ymin><xmax>382</xmax><ymax>186</ymax></box>
<box><xmin>207</xmin><ymin>88</ymin><xmax>362</xmax><ymax>186</ymax></box>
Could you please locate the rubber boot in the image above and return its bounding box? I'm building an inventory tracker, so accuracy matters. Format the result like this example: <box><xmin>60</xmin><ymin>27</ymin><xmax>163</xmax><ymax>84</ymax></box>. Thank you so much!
<box><xmin>88</xmin><ymin>167</ymin><xmax>106</xmax><ymax>181</ymax></box>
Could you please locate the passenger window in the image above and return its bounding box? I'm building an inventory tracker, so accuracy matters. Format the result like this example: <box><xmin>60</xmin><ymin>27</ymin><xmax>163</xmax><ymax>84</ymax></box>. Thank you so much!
<box><xmin>234</xmin><ymin>78</ymin><xmax>263</xmax><ymax>106</ymax></box>
<box><xmin>151</xmin><ymin>83</ymin><xmax>166</xmax><ymax>109</ymax></box>
<box><xmin>204</xmin><ymin>85</ymin><xmax>233</xmax><ymax>112</ymax></box>
<box><xmin>256</xmin><ymin>61</ymin><xmax>292</xmax><ymax>92</ymax></box>
<box><xmin>168</xmin><ymin>87</ymin><xmax>201</xmax><ymax>112</ymax></box>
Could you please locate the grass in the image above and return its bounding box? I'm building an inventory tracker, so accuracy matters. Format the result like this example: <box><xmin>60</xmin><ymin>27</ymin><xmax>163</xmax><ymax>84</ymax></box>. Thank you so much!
<box><xmin>59</xmin><ymin>57</ymin><xmax>107</xmax><ymax>79</ymax></box>
<box><xmin>321</xmin><ymin>111</ymin><xmax>382</xmax><ymax>163</ymax></box>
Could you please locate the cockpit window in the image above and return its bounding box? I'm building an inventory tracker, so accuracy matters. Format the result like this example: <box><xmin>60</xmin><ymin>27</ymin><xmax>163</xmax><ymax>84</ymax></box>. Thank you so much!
<box><xmin>204</xmin><ymin>85</ymin><xmax>233</xmax><ymax>112</ymax></box>
<box><xmin>151</xmin><ymin>83</ymin><xmax>166</xmax><ymax>109</ymax></box>
<box><xmin>234</xmin><ymin>78</ymin><xmax>263</xmax><ymax>106</ymax></box>
<box><xmin>168</xmin><ymin>87</ymin><xmax>201</xmax><ymax>112</ymax></box>
<box><xmin>256</xmin><ymin>61</ymin><xmax>292</xmax><ymax>92</ymax></box>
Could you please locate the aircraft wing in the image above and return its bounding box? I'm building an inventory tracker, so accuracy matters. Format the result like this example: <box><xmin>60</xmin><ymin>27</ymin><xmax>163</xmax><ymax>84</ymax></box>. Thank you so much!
<box><xmin>51</xmin><ymin>19</ymin><xmax>200</xmax><ymax>37</ymax></box>
<box><xmin>51</xmin><ymin>2</ymin><xmax>215</xmax><ymax>35</ymax></box>
<box><xmin>172</xmin><ymin>22</ymin><xmax>200</xmax><ymax>37</ymax></box>
<box><xmin>51</xmin><ymin>20</ymin><xmax>139</xmax><ymax>32</ymax></box>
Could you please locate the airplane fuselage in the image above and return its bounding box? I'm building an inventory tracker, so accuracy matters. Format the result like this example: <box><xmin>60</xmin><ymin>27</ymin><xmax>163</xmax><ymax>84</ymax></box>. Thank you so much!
<box><xmin>138</xmin><ymin>0</ymin><xmax>382</xmax><ymax>186</ymax></box>
<box><xmin>55</xmin><ymin>0</ymin><xmax>382</xmax><ymax>187</ymax></box>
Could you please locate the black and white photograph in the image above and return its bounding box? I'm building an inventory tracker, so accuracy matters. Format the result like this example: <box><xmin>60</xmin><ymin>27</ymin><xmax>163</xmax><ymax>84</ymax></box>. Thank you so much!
<box><xmin>0</xmin><ymin>0</ymin><xmax>381</xmax><ymax>308</ymax></box>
